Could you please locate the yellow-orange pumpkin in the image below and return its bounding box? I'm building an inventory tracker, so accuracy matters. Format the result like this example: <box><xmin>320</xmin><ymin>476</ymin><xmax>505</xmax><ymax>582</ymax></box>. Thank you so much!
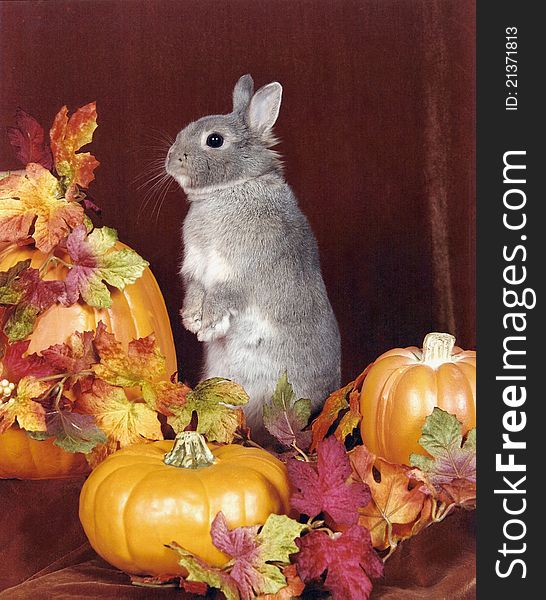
<box><xmin>79</xmin><ymin>432</ymin><xmax>291</xmax><ymax>576</ymax></box>
<box><xmin>0</xmin><ymin>242</ymin><xmax>177</xmax><ymax>479</ymax></box>
<box><xmin>359</xmin><ymin>332</ymin><xmax>476</xmax><ymax>465</ymax></box>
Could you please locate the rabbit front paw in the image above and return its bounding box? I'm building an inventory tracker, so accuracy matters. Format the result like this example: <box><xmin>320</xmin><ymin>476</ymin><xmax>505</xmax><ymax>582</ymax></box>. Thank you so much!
<box><xmin>197</xmin><ymin>312</ymin><xmax>231</xmax><ymax>342</ymax></box>
<box><xmin>181</xmin><ymin>308</ymin><xmax>202</xmax><ymax>334</ymax></box>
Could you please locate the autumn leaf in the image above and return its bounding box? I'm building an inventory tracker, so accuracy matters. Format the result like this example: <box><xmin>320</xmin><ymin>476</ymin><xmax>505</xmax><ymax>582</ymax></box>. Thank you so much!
<box><xmin>168</xmin><ymin>542</ymin><xmax>239</xmax><ymax>600</ymax></box>
<box><xmin>0</xmin><ymin>163</ymin><xmax>84</xmax><ymax>252</ymax></box>
<box><xmin>294</xmin><ymin>526</ymin><xmax>383</xmax><ymax>600</ymax></box>
<box><xmin>410</xmin><ymin>408</ymin><xmax>476</xmax><ymax>486</ymax></box>
<box><xmin>40</xmin><ymin>330</ymin><xmax>97</xmax><ymax>381</ymax></box>
<box><xmin>350</xmin><ymin>445</ymin><xmax>427</xmax><ymax>550</ymax></box>
<box><xmin>287</xmin><ymin>436</ymin><xmax>371</xmax><ymax>527</ymax></box>
<box><xmin>0</xmin><ymin>260</ymin><xmax>32</xmax><ymax>305</ymax></box>
<box><xmin>1</xmin><ymin>264</ymin><xmax>67</xmax><ymax>342</ymax></box>
<box><xmin>6</xmin><ymin>108</ymin><xmax>53</xmax><ymax>169</ymax></box>
<box><xmin>63</xmin><ymin>225</ymin><xmax>148</xmax><ymax>308</ymax></box>
<box><xmin>42</xmin><ymin>407</ymin><xmax>107</xmax><ymax>453</ymax></box>
<box><xmin>262</xmin><ymin>372</ymin><xmax>312</xmax><ymax>450</ymax></box>
<box><xmin>92</xmin><ymin>322</ymin><xmax>187</xmax><ymax>413</ymax></box>
<box><xmin>168</xmin><ymin>512</ymin><xmax>305</xmax><ymax>600</ymax></box>
<box><xmin>0</xmin><ymin>339</ymin><xmax>57</xmax><ymax>381</ymax></box>
<box><xmin>256</xmin><ymin>565</ymin><xmax>305</xmax><ymax>600</ymax></box>
<box><xmin>310</xmin><ymin>365</ymin><xmax>370</xmax><ymax>451</ymax></box>
<box><xmin>0</xmin><ymin>376</ymin><xmax>49</xmax><ymax>433</ymax></box>
<box><xmin>78</xmin><ymin>378</ymin><xmax>162</xmax><ymax>447</ymax></box>
<box><xmin>49</xmin><ymin>102</ymin><xmax>100</xmax><ymax>199</ymax></box>
<box><xmin>167</xmin><ymin>378</ymin><xmax>248</xmax><ymax>443</ymax></box>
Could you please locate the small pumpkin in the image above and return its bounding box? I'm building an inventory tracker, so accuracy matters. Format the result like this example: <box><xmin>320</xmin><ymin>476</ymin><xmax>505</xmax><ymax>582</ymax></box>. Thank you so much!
<box><xmin>0</xmin><ymin>242</ymin><xmax>177</xmax><ymax>480</ymax></box>
<box><xmin>359</xmin><ymin>332</ymin><xmax>476</xmax><ymax>465</ymax></box>
<box><xmin>79</xmin><ymin>431</ymin><xmax>291</xmax><ymax>576</ymax></box>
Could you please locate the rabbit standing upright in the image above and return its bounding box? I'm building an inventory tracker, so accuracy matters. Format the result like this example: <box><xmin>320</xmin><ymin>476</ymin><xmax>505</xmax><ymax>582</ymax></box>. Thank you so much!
<box><xmin>166</xmin><ymin>74</ymin><xmax>341</xmax><ymax>435</ymax></box>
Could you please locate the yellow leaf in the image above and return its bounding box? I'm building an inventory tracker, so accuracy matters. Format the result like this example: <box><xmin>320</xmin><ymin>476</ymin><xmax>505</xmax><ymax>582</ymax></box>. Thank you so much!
<box><xmin>0</xmin><ymin>163</ymin><xmax>84</xmax><ymax>252</ymax></box>
<box><xmin>79</xmin><ymin>379</ymin><xmax>162</xmax><ymax>446</ymax></box>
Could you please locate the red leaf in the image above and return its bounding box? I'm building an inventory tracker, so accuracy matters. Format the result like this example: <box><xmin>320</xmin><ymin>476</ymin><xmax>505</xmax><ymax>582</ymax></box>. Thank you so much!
<box><xmin>40</xmin><ymin>330</ymin><xmax>97</xmax><ymax>378</ymax></box>
<box><xmin>13</xmin><ymin>267</ymin><xmax>66</xmax><ymax>311</ymax></box>
<box><xmin>287</xmin><ymin>436</ymin><xmax>371</xmax><ymax>526</ymax></box>
<box><xmin>295</xmin><ymin>526</ymin><xmax>383</xmax><ymax>600</ymax></box>
<box><xmin>6</xmin><ymin>108</ymin><xmax>53</xmax><ymax>169</ymax></box>
<box><xmin>1</xmin><ymin>340</ymin><xmax>56</xmax><ymax>382</ymax></box>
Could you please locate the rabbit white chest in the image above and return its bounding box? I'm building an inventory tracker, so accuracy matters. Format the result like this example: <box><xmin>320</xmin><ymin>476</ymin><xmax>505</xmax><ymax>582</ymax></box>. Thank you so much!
<box><xmin>181</xmin><ymin>243</ymin><xmax>232</xmax><ymax>288</ymax></box>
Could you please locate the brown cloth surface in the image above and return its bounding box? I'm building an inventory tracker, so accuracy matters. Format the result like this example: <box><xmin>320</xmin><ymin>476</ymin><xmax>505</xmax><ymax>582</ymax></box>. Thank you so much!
<box><xmin>0</xmin><ymin>477</ymin><xmax>475</xmax><ymax>599</ymax></box>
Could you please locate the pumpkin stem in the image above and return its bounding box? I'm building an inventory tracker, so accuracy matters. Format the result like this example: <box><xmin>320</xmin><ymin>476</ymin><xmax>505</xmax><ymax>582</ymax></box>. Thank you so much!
<box><xmin>421</xmin><ymin>332</ymin><xmax>456</xmax><ymax>366</ymax></box>
<box><xmin>163</xmin><ymin>431</ymin><xmax>215</xmax><ymax>469</ymax></box>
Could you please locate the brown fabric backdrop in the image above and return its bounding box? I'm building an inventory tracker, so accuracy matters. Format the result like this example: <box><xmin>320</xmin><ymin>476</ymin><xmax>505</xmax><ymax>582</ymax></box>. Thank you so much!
<box><xmin>0</xmin><ymin>0</ymin><xmax>475</xmax><ymax>387</ymax></box>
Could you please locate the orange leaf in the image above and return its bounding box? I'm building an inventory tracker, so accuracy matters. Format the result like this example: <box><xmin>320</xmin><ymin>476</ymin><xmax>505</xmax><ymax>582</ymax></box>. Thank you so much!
<box><xmin>0</xmin><ymin>376</ymin><xmax>49</xmax><ymax>433</ymax></box>
<box><xmin>0</xmin><ymin>163</ymin><xmax>84</xmax><ymax>252</ymax></box>
<box><xmin>310</xmin><ymin>362</ymin><xmax>372</xmax><ymax>451</ymax></box>
<box><xmin>50</xmin><ymin>102</ymin><xmax>99</xmax><ymax>199</ymax></box>
<box><xmin>350</xmin><ymin>446</ymin><xmax>427</xmax><ymax>550</ymax></box>
<box><xmin>334</xmin><ymin>388</ymin><xmax>362</xmax><ymax>443</ymax></box>
<box><xmin>78</xmin><ymin>379</ymin><xmax>163</xmax><ymax>447</ymax></box>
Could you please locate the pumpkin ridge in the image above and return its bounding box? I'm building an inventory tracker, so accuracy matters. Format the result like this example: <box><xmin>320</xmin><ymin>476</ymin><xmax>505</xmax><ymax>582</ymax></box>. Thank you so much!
<box><xmin>121</xmin><ymin>466</ymin><xmax>172</xmax><ymax>574</ymax></box>
<box><xmin>89</xmin><ymin>462</ymin><xmax>155</xmax><ymax>567</ymax></box>
<box><xmin>377</xmin><ymin>365</ymin><xmax>409</xmax><ymax>458</ymax></box>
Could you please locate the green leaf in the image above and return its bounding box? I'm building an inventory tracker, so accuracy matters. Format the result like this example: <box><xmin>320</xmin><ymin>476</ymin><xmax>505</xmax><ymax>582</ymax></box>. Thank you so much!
<box><xmin>4</xmin><ymin>303</ymin><xmax>39</xmax><ymax>341</ymax></box>
<box><xmin>47</xmin><ymin>410</ymin><xmax>107</xmax><ymax>453</ymax></box>
<box><xmin>257</xmin><ymin>513</ymin><xmax>306</xmax><ymax>564</ymax></box>
<box><xmin>166</xmin><ymin>542</ymin><xmax>239</xmax><ymax>600</ymax></box>
<box><xmin>0</xmin><ymin>259</ymin><xmax>31</xmax><ymax>305</ymax></box>
<box><xmin>409</xmin><ymin>408</ymin><xmax>476</xmax><ymax>486</ymax></box>
<box><xmin>167</xmin><ymin>378</ymin><xmax>249</xmax><ymax>443</ymax></box>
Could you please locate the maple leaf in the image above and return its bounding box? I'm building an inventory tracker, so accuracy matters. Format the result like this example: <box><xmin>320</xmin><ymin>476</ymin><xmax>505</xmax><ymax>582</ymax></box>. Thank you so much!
<box><xmin>310</xmin><ymin>365</ymin><xmax>370</xmax><ymax>451</ymax></box>
<box><xmin>410</xmin><ymin>408</ymin><xmax>476</xmax><ymax>485</ymax></box>
<box><xmin>168</xmin><ymin>542</ymin><xmax>239</xmax><ymax>600</ymax></box>
<box><xmin>294</xmin><ymin>526</ymin><xmax>383</xmax><ymax>600</ymax></box>
<box><xmin>40</xmin><ymin>330</ymin><xmax>97</xmax><ymax>381</ymax></box>
<box><xmin>350</xmin><ymin>445</ymin><xmax>428</xmax><ymax>550</ymax></box>
<box><xmin>63</xmin><ymin>225</ymin><xmax>148</xmax><ymax>308</ymax></box>
<box><xmin>0</xmin><ymin>260</ymin><xmax>32</xmax><ymax>305</ymax></box>
<box><xmin>0</xmin><ymin>262</ymin><xmax>66</xmax><ymax>342</ymax></box>
<box><xmin>167</xmin><ymin>377</ymin><xmax>248</xmax><ymax>443</ymax></box>
<box><xmin>78</xmin><ymin>378</ymin><xmax>162</xmax><ymax>447</ymax></box>
<box><xmin>257</xmin><ymin>564</ymin><xmax>305</xmax><ymax>600</ymax></box>
<box><xmin>0</xmin><ymin>376</ymin><xmax>49</xmax><ymax>433</ymax></box>
<box><xmin>263</xmin><ymin>372</ymin><xmax>312</xmax><ymax>450</ymax></box>
<box><xmin>43</xmin><ymin>406</ymin><xmax>107</xmax><ymax>453</ymax></box>
<box><xmin>92</xmin><ymin>322</ymin><xmax>187</xmax><ymax>413</ymax></box>
<box><xmin>6</xmin><ymin>108</ymin><xmax>53</xmax><ymax>169</ymax></box>
<box><xmin>287</xmin><ymin>436</ymin><xmax>371</xmax><ymax>527</ymax></box>
<box><xmin>0</xmin><ymin>163</ymin><xmax>84</xmax><ymax>252</ymax></box>
<box><xmin>168</xmin><ymin>512</ymin><xmax>305</xmax><ymax>600</ymax></box>
<box><xmin>49</xmin><ymin>102</ymin><xmax>100</xmax><ymax>199</ymax></box>
<box><xmin>1</xmin><ymin>339</ymin><xmax>56</xmax><ymax>381</ymax></box>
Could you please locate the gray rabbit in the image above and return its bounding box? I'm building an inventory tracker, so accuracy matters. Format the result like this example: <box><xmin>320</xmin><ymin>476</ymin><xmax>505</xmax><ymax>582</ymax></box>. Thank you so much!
<box><xmin>166</xmin><ymin>74</ymin><xmax>341</xmax><ymax>435</ymax></box>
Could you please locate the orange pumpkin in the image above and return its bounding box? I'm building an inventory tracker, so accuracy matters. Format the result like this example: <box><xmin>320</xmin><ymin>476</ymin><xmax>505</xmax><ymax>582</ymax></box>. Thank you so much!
<box><xmin>359</xmin><ymin>332</ymin><xmax>476</xmax><ymax>465</ymax></box>
<box><xmin>0</xmin><ymin>242</ymin><xmax>177</xmax><ymax>479</ymax></box>
<box><xmin>79</xmin><ymin>431</ymin><xmax>291</xmax><ymax>576</ymax></box>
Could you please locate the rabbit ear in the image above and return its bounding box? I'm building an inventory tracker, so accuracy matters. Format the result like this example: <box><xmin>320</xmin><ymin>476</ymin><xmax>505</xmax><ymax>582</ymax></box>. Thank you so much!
<box><xmin>233</xmin><ymin>74</ymin><xmax>254</xmax><ymax>114</ymax></box>
<box><xmin>247</xmin><ymin>82</ymin><xmax>282</xmax><ymax>133</ymax></box>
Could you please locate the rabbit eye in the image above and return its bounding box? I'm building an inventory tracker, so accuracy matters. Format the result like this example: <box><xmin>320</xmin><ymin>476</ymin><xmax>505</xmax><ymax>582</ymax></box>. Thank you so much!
<box><xmin>206</xmin><ymin>133</ymin><xmax>224</xmax><ymax>148</ymax></box>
